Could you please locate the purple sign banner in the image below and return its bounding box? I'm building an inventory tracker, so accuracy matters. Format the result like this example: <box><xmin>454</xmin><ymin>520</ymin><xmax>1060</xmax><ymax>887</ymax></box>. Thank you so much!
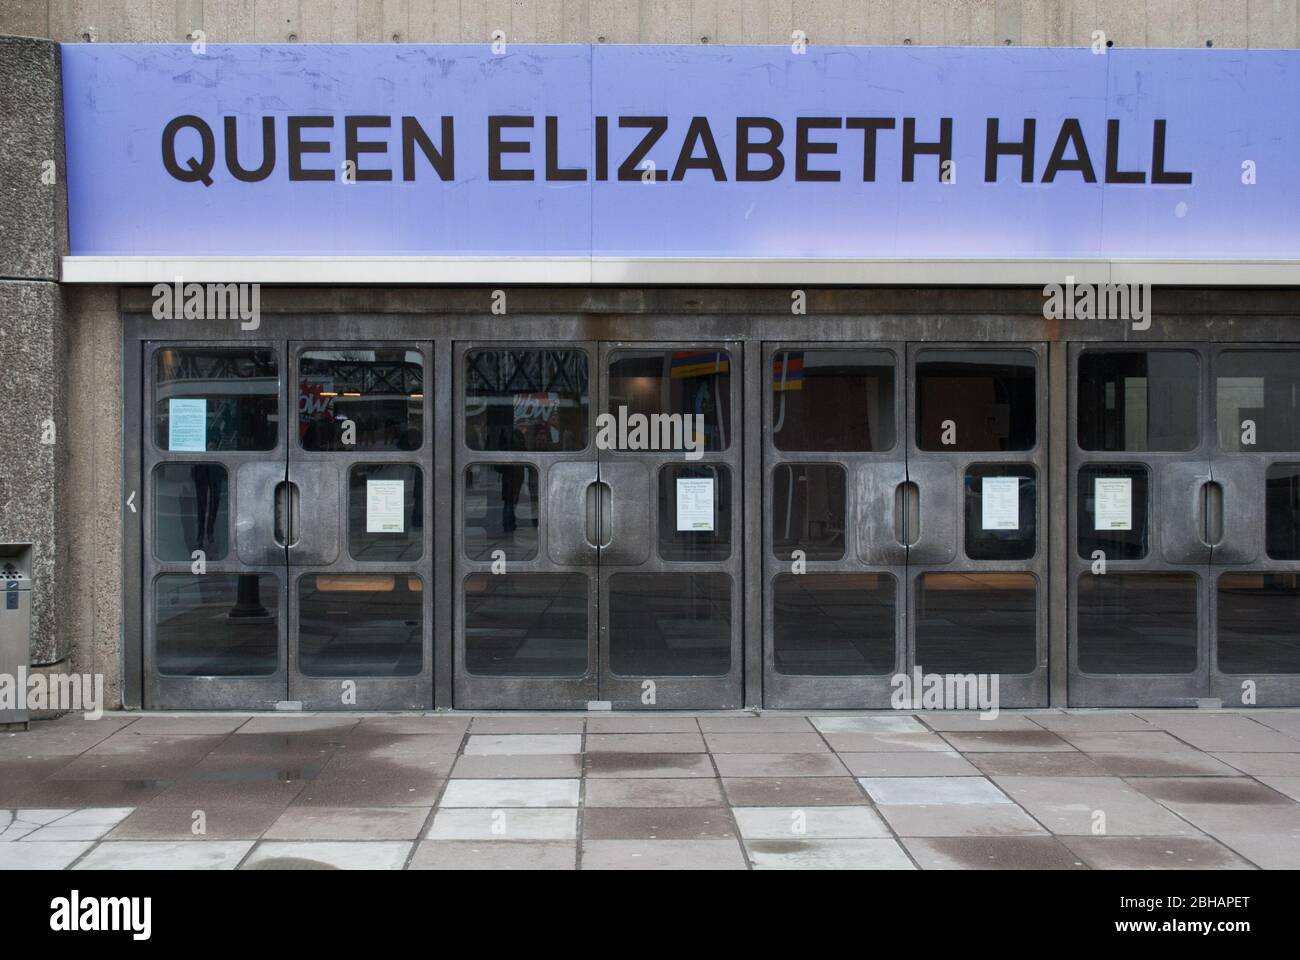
<box><xmin>59</xmin><ymin>43</ymin><xmax>1300</xmax><ymax>281</ymax></box>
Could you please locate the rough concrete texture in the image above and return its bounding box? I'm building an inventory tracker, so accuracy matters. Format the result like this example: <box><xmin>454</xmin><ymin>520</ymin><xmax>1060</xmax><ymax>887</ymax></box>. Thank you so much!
<box><xmin>0</xmin><ymin>280</ymin><xmax>68</xmax><ymax>666</ymax></box>
<box><xmin>0</xmin><ymin>35</ymin><xmax>66</xmax><ymax>281</ymax></box>
<box><xmin>0</xmin><ymin>0</ymin><xmax>1296</xmax><ymax>48</ymax></box>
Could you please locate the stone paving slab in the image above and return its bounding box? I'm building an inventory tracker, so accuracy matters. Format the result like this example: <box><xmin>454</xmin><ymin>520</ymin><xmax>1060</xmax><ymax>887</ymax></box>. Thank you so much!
<box><xmin>3</xmin><ymin>709</ymin><xmax>1299</xmax><ymax>869</ymax></box>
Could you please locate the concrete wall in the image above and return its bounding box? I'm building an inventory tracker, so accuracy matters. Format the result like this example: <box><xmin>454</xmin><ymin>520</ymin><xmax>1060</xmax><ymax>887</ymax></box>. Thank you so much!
<box><xmin>1</xmin><ymin>0</ymin><xmax>1298</xmax><ymax>48</ymax></box>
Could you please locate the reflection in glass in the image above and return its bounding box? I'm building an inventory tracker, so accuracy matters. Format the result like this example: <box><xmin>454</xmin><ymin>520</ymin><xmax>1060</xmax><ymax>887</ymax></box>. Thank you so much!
<box><xmin>1217</xmin><ymin>351</ymin><xmax>1300</xmax><ymax>451</ymax></box>
<box><xmin>1077</xmin><ymin>573</ymin><xmax>1197</xmax><ymax>674</ymax></box>
<box><xmin>154</xmin><ymin>464</ymin><xmax>229</xmax><ymax>561</ymax></box>
<box><xmin>1077</xmin><ymin>350</ymin><xmax>1199</xmax><ymax>452</ymax></box>
<box><xmin>914</xmin><ymin>573</ymin><xmax>1037</xmax><ymax>674</ymax></box>
<box><xmin>1266</xmin><ymin>464</ymin><xmax>1300</xmax><ymax>560</ymax></box>
<box><xmin>772</xmin><ymin>350</ymin><xmax>895</xmax><ymax>451</ymax></box>
<box><xmin>464</xmin><ymin>464</ymin><xmax>539</xmax><ymax>561</ymax></box>
<box><xmin>464</xmin><ymin>574</ymin><xmax>587</xmax><ymax>676</ymax></box>
<box><xmin>608</xmin><ymin>573</ymin><xmax>731</xmax><ymax>676</ymax></box>
<box><xmin>773</xmin><ymin>573</ymin><xmax>895</xmax><ymax>676</ymax></box>
<box><xmin>772</xmin><ymin>464</ymin><xmax>846</xmax><ymax>561</ymax></box>
<box><xmin>297</xmin><ymin>575</ymin><xmax>422</xmax><ymax>677</ymax></box>
<box><xmin>1217</xmin><ymin>574</ymin><xmax>1300</xmax><ymax>674</ymax></box>
<box><xmin>347</xmin><ymin>464</ymin><xmax>424</xmax><ymax>562</ymax></box>
<box><xmin>154</xmin><ymin>348</ymin><xmax>278</xmax><ymax>451</ymax></box>
<box><xmin>658</xmin><ymin>464</ymin><xmax>731</xmax><ymax>562</ymax></box>
<box><xmin>964</xmin><ymin>464</ymin><xmax>1037</xmax><ymax>561</ymax></box>
<box><xmin>156</xmin><ymin>574</ymin><xmax>278</xmax><ymax>676</ymax></box>
<box><xmin>300</xmin><ymin>349</ymin><xmax>424</xmax><ymax>452</ymax></box>
<box><xmin>1077</xmin><ymin>465</ymin><xmax>1149</xmax><ymax>560</ymax></box>
<box><xmin>915</xmin><ymin>350</ymin><xmax>1036</xmax><ymax>451</ymax></box>
<box><xmin>466</xmin><ymin>350</ymin><xmax>589</xmax><ymax>452</ymax></box>
<box><xmin>607</xmin><ymin>350</ymin><xmax>731</xmax><ymax>452</ymax></box>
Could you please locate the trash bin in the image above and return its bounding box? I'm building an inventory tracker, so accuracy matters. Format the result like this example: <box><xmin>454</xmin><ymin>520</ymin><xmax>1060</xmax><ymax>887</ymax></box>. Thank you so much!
<box><xmin>0</xmin><ymin>544</ymin><xmax>32</xmax><ymax>726</ymax></box>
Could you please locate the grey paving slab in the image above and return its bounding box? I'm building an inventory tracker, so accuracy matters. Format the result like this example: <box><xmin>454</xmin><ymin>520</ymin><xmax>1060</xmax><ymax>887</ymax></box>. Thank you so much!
<box><xmin>289</xmin><ymin>775</ymin><xmax>446</xmax><ymax>807</ymax></box>
<box><xmin>121</xmin><ymin>716</ymin><xmax>249</xmax><ymax>736</ymax></box>
<box><xmin>810</xmin><ymin>716</ymin><xmax>927</xmax><ymax>734</ymax></box>
<box><xmin>585</xmin><ymin>717</ymin><xmax>700</xmax><ymax>734</ymax></box>
<box><xmin>1212</xmin><ymin>753</ymin><xmax>1300</xmax><ymax>776</ymax></box>
<box><xmin>320</xmin><ymin>750</ymin><xmax>457</xmax><ymax>779</ymax></box>
<box><xmin>427</xmin><ymin>808</ymin><xmax>578</xmax><ymax>841</ymax></box>
<box><xmin>107</xmin><ymin>804</ymin><xmax>285</xmax><ymax>840</ymax></box>
<box><xmin>860</xmin><ymin>776</ymin><xmax>1011</xmax><ymax>806</ymax></box>
<box><xmin>820</xmin><ymin>731</ymin><xmax>954</xmax><ymax>753</ymax></box>
<box><xmin>1085</xmin><ymin>752</ymin><xmax>1241</xmax><ymax>778</ymax></box>
<box><xmin>721</xmin><ymin>777</ymin><xmax>869</xmax><ymax>807</ymax></box>
<box><xmin>585</xmin><ymin>733</ymin><xmax>707</xmax><ymax>753</ymax></box>
<box><xmin>1248</xmin><ymin>712</ymin><xmax>1300</xmax><ymax>738</ymax></box>
<box><xmin>450</xmin><ymin>754</ymin><xmax>583</xmax><ymax>779</ymax></box>
<box><xmin>351</xmin><ymin>716</ymin><xmax>471</xmax><ymax>736</ymax></box>
<box><xmin>6</xmin><ymin>806</ymin><xmax>132</xmax><ymax>841</ymax></box>
<box><xmin>237</xmin><ymin>717</ymin><xmax>360</xmax><ymax>736</ymax></box>
<box><xmin>966</xmin><ymin>752</ymin><xmax>1109</xmax><ymax>777</ymax></box>
<box><xmin>1140</xmin><ymin>717</ymin><xmax>1300</xmax><ymax>753</ymax></box>
<box><xmin>1256</xmin><ymin>777</ymin><xmax>1300</xmax><ymax>803</ymax></box>
<box><xmin>1060</xmin><ymin>731</ymin><xmax>1202</xmax><ymax>754</ymax></box>
<box><xmin>464</xmin><ymin>734</ymin><xmax>584</xmax><ymax>756</ymax></box>
<box><xmin>733</xmin><ymin>805</ymin><xmax>889</xmax><ymax>839</ymax></box>
<box><xmin>0</xmin><ymin>757</ymin><xmax>74</xmax><ymax>781</ymax></box>
<box><xmin>903</xmin><ymin>836</ymin><xmax>1089</xmax><ymax>870</ymax></box>
<box><xmin>703</xmin><ymin>732</ymin><xmax>830</xmax><ymax>753</ymax></box>
<box><xmin>993</xmin><ymin>776</ymin><xmax>1200</xmax><ymax>836</ymax></box>
<box><xmin>583</xmin><ymin>753</ymin><xmax>716</xmax><ymax>778</ymax></box>
<box><xmin>581</xmin><ymin>806</ymin><xmax>737</xmax><ymax>840</ymax></box>
<box><xmin>710</xmin><ymin>753</ymin><xmax>849</xmax><ymax>778</ymax></box>
<box><xmin>242</xmin><ymin>841</ymin><xmax>412</xmax><ymax>870</ymax></box>
<box><xmin>1209</xmin><ymin>831</ymin><xmax>1300</xmax><ymax>869</ymax></box>
<box><xmin>1061</xmin><ymin>835</ymin><xmax>1257</xmax><ymax>870</ymax></box>
<box><xmin>74</xmin><ymin>840</ymin><xmax>253</xmax><ymax>870</ymax></box>
<box><xmin>917</xmin><ymin>713</ymin><xmax>1046</xmax><ymax>732</ymax></box>
<box><xmin>1031</xmin><ymin>712</ymin><xmax>1152</xmax><ymax>733</ymax></box>
<box><xmin>0</xmin><ymin>840</ymin><xmax>93</xmax><ymax>870</ymax></box>
<box><xmin>46</xmin><ymin>755</ymin><xmax>206</xmax><ymax>781</ymax></box>
<box><xmin>838</xmin><ymin>751</ymin><xmax>981</xmax><ymax>778</ymax></box>
<box><xmin>264</xmin><ymin>806</ymin><xmax>430</xmax><ymax>841</ymax></box>
<box><xmin>940</xmin><ymin>730</ymin><xmax>1076</xmax><ymax>753</ymax></box>
<box><xmin>147</xmin><ymin>776</ymin><xmax>307</xmax><ymax>808</ymax></box>
<box><xmin>699</xmin><ymin>716</ymin><xmax>814</xmax><ymax>732</ymax></box>
<box><xmin>408</xmin><ymin>840</ymin><xmax>576</xmax><ymax>870</ymax></box>
<box><xmin>1124</xmin><ymin>777</ymin><xmax>1300</xmax><ymax>836</ymax></box>
<box><xmin>745</xmin><ymin>838</ymin><xmax>915</xmax><ymax>870</ymax></box>
<box><xmin>873</xmin><ymin>802</ymin><xmax>1048</xmax><ymax>838</ymax></box>
<box><xmin>185</xmin><ymin>754</ymin><xmax>329</xmax><ymax>782</ymax></box>
<box><xmin>580</xmin><ymin>838</ymin><xmax>747</xmax><ymax>870</ymax></box>
<box><xmin>3</xmin><ymin>779</ymin><xmax>172</xmax><ymax>808</ymax></box>
<box><xmin>468</xmin><ymin>717</ymin><xmax>586</xmax><ymax>735</ymax></box>
<box><xmin>84</xmin><ymin>733</ymin><xmax>225</xmax><ymax>757</ymax></box>
<box><xmin>0</xmin><ymin>723</ymin><xmax>130</xmax><ymax>757</ymax></box>
<box><xmin>583</xmin><ymin>778</ymin><xmax>726</xmax><ymax>807</ymax></box>
<box><xmin>332</xmin><ymin>734</ymin><xmax>465</xmax><ymax>759</ymax></box>
<box><xmin>439</xmin><ymin>779</ymin><xmax>580</xmax><ymax>808</ymax></box>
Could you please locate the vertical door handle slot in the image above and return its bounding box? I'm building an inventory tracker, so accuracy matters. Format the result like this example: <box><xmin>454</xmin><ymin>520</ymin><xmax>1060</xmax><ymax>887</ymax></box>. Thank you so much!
<box><xmin>1202</xmin><ymin>480</ymin><xmax>1224</xmax><ymax>547</ymax></box>
<box><xmin>287</xmin><ymin>481</ymin><xmax>302</xmax><ymax>548</ymax></box>
<box><xmin>584</xmin><ymin>480</ymin><xmax>612</xmax><ymax>548</ymax></box>
<box><xmin>896</xmin><ymin>481</ymin><xmax>920</xmax><ymax>547</ymax></box>
<box><xmin>273</xmin><ymin>481</ymin><xmax>290</xmax><ymax>548</ymax></box>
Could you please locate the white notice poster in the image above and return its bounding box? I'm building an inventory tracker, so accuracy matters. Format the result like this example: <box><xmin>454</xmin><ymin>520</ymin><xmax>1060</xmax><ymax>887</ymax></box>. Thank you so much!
<box><xmin>168</xmin><ymin>398</ymin><xmax>207</xmax><ymax>451</ymax></box>
<box><xmin>676</xmin><ymin>477</ymin><xmax>715</xmax><ymax>532</ymax></box>
<box><xmin>981</xmin><ymin>476</ymin><xmax>1020</xmax><ymax>530</ymax></box>
<box><xmin>1094</xmin><ymin>477</ymin><xmax>1132</xmax><ymax>530</ymax></box>
<box><xmin>366</xmin><ymin>479</ymin><xmax>405</xmax><ymax>533</ymax></box>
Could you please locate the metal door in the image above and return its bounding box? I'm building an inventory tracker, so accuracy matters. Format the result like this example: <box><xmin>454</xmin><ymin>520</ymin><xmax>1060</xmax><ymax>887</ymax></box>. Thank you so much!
<box><xmin>453</xmin><ymin>344</ymin><xmax>600</xmax><ymax>708</ymax></box>
<box><xmin>143</xmin><ymin>341</ymin><xmax>289</xmax><ymax>709</ymax></box>
<box><xmin>762</xmin><ymin>343</ymin><xmax>908</xmax><ymax>709</ymax></box>
<box><xmin>287</xmin><ymin>342</ymin><xmax>434</xmax><ymax>709</ymax></box>
<box><xmin>1068</xmin><ymin>344</ymin><xmax>1212</xmax><ymax>706</ymax></box>
<box><xmin>598</xmin><ymin>343</ymin><xmax>744</xmax><ymax>709</ymax></box>
<box><xmin>1208</xmin><ymin>345</ymin><xmax>1300</xmax><ymax>706</ymax></box>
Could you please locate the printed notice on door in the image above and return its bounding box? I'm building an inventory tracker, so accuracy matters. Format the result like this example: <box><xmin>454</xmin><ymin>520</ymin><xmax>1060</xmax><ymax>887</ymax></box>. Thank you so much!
<box><xmin>168</xmin><ymin>398</ymin><xmax>206</xmax><ymax>451</ymax></box>
<box><xmin>1094</xmin><ymin>477</ymin><xmax>1132</xmax><ymax>530</ymax></box>
<box><xmin>366</xmin><ymin>479</ymin><xmax>405</xmax><ymax>533</ymax></box>
<box><xmin>676</xmin><ymin>477</ymin><xmax>714</xmax><ymax>532</ymax></box>
<box><xmin>981</xmin><ymin>476</ymin><xmax>1020</xmax><ymax>530</ymax></box>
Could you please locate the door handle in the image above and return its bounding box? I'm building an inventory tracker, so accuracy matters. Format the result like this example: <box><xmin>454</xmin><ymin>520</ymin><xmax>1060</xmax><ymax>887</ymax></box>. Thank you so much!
<box><xmin>273</xmin><ymin>480</ymin><xmax>290</xmax><ymax>548</ymax></box>
<box><xmin>586</xmin><ymin>480</ymin><xmax>612</xmax><ymax>548</ymax></box>
<box><xmin>1200</xmin><ymin>480</ymin><xmax>1224</xmax><ymax>548</ymax></box>
<box><xmin>287</xmin><ymin>481</ymin><xmax>302</xmax><ymax>548</ymax></box>
<box><xmin>896</xmin><ymin>481</ymin><xmax>920</xmax><ymax>547</ymax></box>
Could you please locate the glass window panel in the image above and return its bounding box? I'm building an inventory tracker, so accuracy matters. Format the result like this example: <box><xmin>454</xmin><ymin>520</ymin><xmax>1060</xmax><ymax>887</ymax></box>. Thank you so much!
<box><xmin>964</xmin><ymin>464</ymin><xmax>1037</xmax><ymax>561</ymax></box>
<box><xmin>914</xmin><ymin>573</ymin><xmax>1038</xmax><ymax>674</ymax></box>
<box><xmin>463</xmin><ymin>464</ymin><xmax>539</xmax><ymax>561</ymax></box>
<box><xmin>155</xmin><ymin>573</ymin><xmax>279</xmax><ymax>676</ymax></box>
<box><xmin>916</xmin><ymin>350</ymin><xmax>1036</xmax><ymax>451</ymax></box>
<box><xmin>300</xmin><ymin>349</ymin><xmax>423</xmax><ymax>452</ymax></box>
<box><xmin>772</xmin><ymin>463</ymin><xmax>846</xmax><ymax>561</ymax></box>
<box><xmin>773</xmin><ymin>573</ymin><xmax>896</xmax><ymax>676</ymax></box>
<box><xmin>347</xmin><ymin>464</ymin><xmax>424</xmax><ymax>562</ymax></box>
<box><xmin>608</xmin><ymin>573</ymin><xmax>731</xmax><ymax>676</ymax></box>
<box><xmin>464</xmin><ymin>574</ymin><xmax>587</xmax><ymax>677</ymax></box>
<box><xmin>153</xmin><ymin>463</ymin><xmax>229</xmax><ymax>562</ymax></box>
<box><xmin>1077</xmin><ymin>350</ymin><xmax>1199</xmax><ymax>452</ymax></box>
<box><xmin>297</xmin><ymin>574</ymin><xmax>422</xmax><ymax>677</ymax></box>
<box><xmin>607</xmin><ymin>350</ymin><xmax>732</xmax><ymax>452</ymax></box>
<box><xmin>1217</xmin><ymin>573</ymin><xmax>1300</xmax><ymax>674</ymax></box>
<box><xmin>154</xmin><ymin>347</ymin><xmax>278</xmax><ymax>451</ymax></box>
<box><xmin>658</xmin><ymin>464</ymin><xmax>732</xmax><ymax>562</ymax></box>
<box><xmin>466</xmin><ymin>350</ymin><xmax>589</xmax><ymax>452</ymax></box>
<box><xmin>1077</xmin><ymin>573</ymin><xmax>1198</xmax><ymax>674</ymax></box>
<box><xmin>1266</xmin><ymin>464</ymin><xmax>1300</xmax><ymax>561</ymax></box>
<box><xmin>1077</xmin><ymin>465</ymin><xmax>1150</xmax><ymax>561</ymax></box>
<box><xmin>1217</xmin><ymin>350</ymin><xmax>1300</xmax><ymax>451</ymax></box>
<box><xmin>772</xmin><ymin>349</ymin><xmax>896</xmax><ymax>451</ymax></box>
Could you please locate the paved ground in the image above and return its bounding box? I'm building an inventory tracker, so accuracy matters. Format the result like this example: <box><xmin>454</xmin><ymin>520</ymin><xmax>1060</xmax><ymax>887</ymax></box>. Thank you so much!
<box><xmin>2</xmin><ymin>709</ymin><xmax>1300</xmax><ymax>869</ymax></box>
